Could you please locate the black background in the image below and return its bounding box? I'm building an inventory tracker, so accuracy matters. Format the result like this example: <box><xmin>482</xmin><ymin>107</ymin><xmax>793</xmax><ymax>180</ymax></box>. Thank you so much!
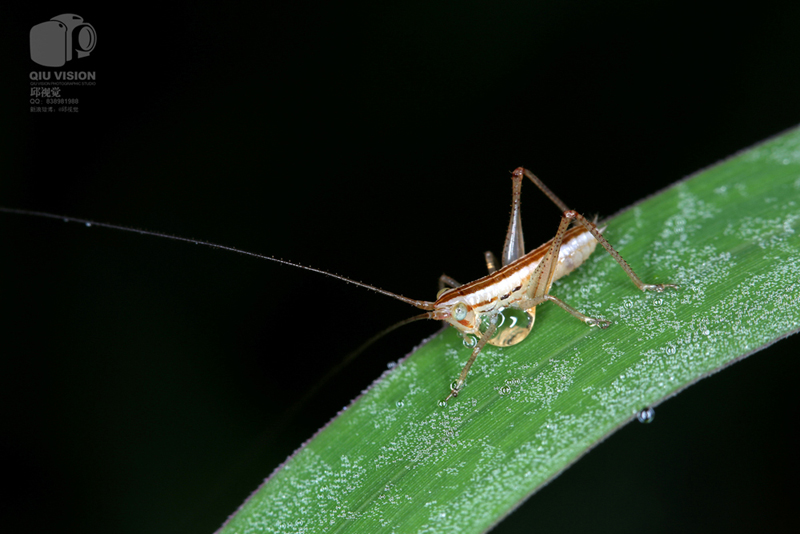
<box><xmin>1</xmin><ymin>2</ymin><xmax>799</xmax><ymax>533</ymax></box>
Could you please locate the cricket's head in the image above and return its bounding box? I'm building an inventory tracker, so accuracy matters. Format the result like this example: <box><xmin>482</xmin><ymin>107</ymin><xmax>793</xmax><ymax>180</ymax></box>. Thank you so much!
<box><xmin>430</xmin><ymin>290</ymin><xmax>480</xmax><ymax>335</ymax></box>
<box><xmin>429</xmin><ymin>287</ymin><xmax>537</xmax><ymax>348</ymax></box>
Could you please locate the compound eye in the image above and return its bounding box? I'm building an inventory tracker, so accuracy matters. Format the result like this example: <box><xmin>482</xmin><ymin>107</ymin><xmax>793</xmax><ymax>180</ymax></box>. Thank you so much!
<box><xmin>452</xmin><ymin>303</ymin><xmax>468</xmax><ymax>321</ymax></box>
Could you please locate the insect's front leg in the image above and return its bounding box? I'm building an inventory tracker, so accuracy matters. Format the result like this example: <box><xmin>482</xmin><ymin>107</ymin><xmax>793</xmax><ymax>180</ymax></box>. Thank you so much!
<box><xmin>444</xmin><ymin>315</ymin><xmax>499</xmax><ymax>402</ymax></box>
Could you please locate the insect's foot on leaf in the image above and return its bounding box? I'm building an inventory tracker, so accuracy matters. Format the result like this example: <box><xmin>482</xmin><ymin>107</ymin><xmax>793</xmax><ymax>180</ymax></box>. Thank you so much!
<box><xmin>443</xmin><ymin>379</ymin><xmax>464</xmax><ymax>403</ymax></box>
<box><xmin>643</xmin><ymin>283</ymin><xmax>680</xmax><ymax>292</ymax></box>
<box><xmin>443</xmin><ymin>389</ymin><xmax>458</xmax><ymax>403</ymax></box>
<box><xmin>585</xmin><ymin>317</ymin><xmax>611</xmax><ymax>328</ymax></box>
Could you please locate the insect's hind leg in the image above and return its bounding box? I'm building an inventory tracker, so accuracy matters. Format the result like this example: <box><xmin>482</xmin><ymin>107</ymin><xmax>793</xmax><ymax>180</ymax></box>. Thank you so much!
<box><xmin>517</xmin><ymin>168</ymin><xmax>677</xmax><ymax>291</ymax></box>
<box><xmin>519</xmin><ymin>210</ymin><xmax>611</xmax><ymax>328</ymax></box>
<box><xmin>500</xmin><ymin>169</ymin><xmax>527</xmax><ymax>266</ymax></box>
<box><xmin>520</xmin><ymin>168</ymin><xmax>571</xmax><ymax>213</ymax></box>
<box><xmin>563</xmin><ymin>210</ymin><xmax>679</xmax><ymax>292</ymax></box>
<box><xmin>499</xmin><ymin>167</ymin><xmax>573</xmax><ymax>267</ymax></box>
<box><xmin>500</xmin><ymin>167</ymin><xmax>580</xmax><ymax>266</ymax></box>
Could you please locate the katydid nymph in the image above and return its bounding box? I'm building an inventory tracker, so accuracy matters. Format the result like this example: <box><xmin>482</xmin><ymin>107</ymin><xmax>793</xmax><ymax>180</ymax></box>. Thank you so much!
<box><xmin>0</xmin><ymin>168</ymin><xmax>677</xmax><ymax>402</ymax></box>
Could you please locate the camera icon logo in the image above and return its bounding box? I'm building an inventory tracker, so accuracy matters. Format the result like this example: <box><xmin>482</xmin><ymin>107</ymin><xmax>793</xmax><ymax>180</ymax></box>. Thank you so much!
<box><xmin>30</xmin><ymin>14</ymin><xmax>97</xmax><ymax>67</ymax></box>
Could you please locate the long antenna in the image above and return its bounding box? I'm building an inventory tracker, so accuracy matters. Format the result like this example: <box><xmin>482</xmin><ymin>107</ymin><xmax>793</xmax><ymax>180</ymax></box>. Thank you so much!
<box><xmin>0</xmin><ymin>207</ymin><xmax>437</xmax><ymax>311</ymax></box>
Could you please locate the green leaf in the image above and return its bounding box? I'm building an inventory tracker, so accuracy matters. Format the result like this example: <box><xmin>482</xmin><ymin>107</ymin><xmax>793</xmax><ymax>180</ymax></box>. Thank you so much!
<box><xmin>218</xmin><ymin>127</ymin><xmax>800</xmax><ymax>534</ymax></box>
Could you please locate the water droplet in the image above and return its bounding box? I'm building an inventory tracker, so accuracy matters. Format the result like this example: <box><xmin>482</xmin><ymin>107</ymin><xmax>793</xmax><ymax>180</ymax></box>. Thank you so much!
<box><xmin>437</xmin><ymin>400</ymin><xmax>448</xmax><ymax>408</ymax></box>
<box><xmin>462</xmin><ymin>335</ymin><xmax>477</xmax><ymax>348</ymax></box>
<box><xmin>395</xmin><ymin>400</ymin><xmax>404</xmax><ymax>408</ymax></box>
<box><xmin>85</xmin><ymin>222</ymin><xmax>92</xmax><ymax>227</ymax></box>
<box><xmin>499</xmin><ymin>385</ymin><xmax>511</xmax><ymax>395</ymax></box>
<box><xmin>665</xmin><ymin>345</ymin><xmax>677</xmax><ymax>355</ymax></box>
<box><xmin>636</xmin><ymin>407</ymin><xmax>655</xmax><ymax>424</ymax></box>
<box><xmin>653</xmin><ymin>297</ymin><xmax>663</xmax><ymax>307</ymax></box>
<box><xmin>479</xmin><ymin>308</ymin><xmax>534</xmax><ymax>346</ymax></box>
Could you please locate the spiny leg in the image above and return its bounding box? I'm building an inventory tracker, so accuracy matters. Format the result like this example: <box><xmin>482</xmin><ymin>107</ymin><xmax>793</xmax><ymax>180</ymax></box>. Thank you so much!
<box><xmin>521</xmin><ymin>294</ymin><xmax>610</xmax><ymax>328</ymax></box>
<box><xmin>517</xmin><ymin>167</ymin><xmax>678</xmax><ymax>292</ymax></box>
<box><xmin>495</xmin><ymin>167</ymin><xmax>553</xmax><ymax>270</ymax></box>
<box><xmin>544</xmin><ymin>294</ymin><xmax>610</xmax><ymax>327</ymax></box>
<box><xmin>499</xmin><ymin>167</ymin><xmax>574</xmax><ymax>267</ymax></box>
<box><xmin>562</xmin><ymin>210</ymin><xmax>679</xmax><ymax>292</ymax></box>
<box><xmin>473</xmin><ymin>167</ymin><xmax>528</xmax><ymax>275</ymax></box>
<box><xmin>446</xmin><ymin>169</ymin><xmax>676</xmax><ymax>400</ymax></box>
<box><xmin>517</xmin><ymin>206</ymin><xmax>677</xmax><ymax>328</ymax></box>
<box><xmin>520</xmin><ymin>168</ymin><xmax>570</xmax><ymax>213</ymax></box>
<box><xmin>527</xmin><ymin>213</ymin><xmax>573</xmax><ymax>300</ymax></box>
<box><xmin>520</xmin><ymin>212</ymin><xmax>610</xmax><ymax>327</ymax></box>
<box><xmin>501</xmin><ymin>168</ymin><xmax>527</xmax><ymax>266</ymax></box>
<box><xmin>444</xmin><ymin>315</ymin><xmax>499</xmax><ymax>402</ymax></box>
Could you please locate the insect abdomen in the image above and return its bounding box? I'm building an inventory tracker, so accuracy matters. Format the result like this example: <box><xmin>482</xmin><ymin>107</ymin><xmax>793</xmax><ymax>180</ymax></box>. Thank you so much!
<box><xmin>552</xmin><ymin>227</ymin><xmax>600</xmax><ymax>281</ymax></box>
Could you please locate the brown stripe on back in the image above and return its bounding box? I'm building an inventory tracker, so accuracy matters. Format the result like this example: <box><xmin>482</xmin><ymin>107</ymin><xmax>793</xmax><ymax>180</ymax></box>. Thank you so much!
<box><xmin>437</xmin><ymin>226</ymin><xmax>590</xmax><ymax>306</ymax></box>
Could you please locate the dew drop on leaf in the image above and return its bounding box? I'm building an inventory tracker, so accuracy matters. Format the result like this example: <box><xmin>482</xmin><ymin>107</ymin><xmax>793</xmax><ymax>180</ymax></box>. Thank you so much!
<box><xmin>636</xmin><ymin>407</ymin><xmax>655</xmax><ymax>424</ymax></box>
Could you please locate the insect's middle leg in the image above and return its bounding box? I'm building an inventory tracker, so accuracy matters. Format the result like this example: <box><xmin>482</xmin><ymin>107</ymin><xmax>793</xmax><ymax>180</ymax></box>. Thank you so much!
<box><xmin>519</xmin><ymin>212</ymin><xmax>611</xmax><ymax>327</ymax></box>
<box><xmin>519</xmin><ymin>207</ymin><xmax>678</xmax><ymax>327</ymax></box>
<box><xmin>522</xmin><ymin>294</ymin><xmax>610</xmax><ymax>328</ymax></box>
